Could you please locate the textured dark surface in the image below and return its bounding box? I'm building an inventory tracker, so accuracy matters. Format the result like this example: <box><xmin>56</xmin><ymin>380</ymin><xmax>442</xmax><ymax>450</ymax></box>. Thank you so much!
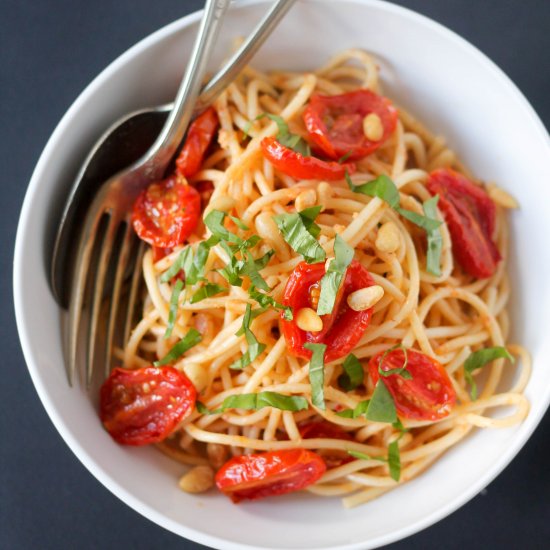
<box><xmin>2</xmin><ymin>1</ymin><xmax>549</xmax><ymax>549</ymax></box>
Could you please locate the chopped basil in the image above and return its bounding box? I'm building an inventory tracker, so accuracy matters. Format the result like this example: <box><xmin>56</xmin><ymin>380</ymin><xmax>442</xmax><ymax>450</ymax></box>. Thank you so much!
<box><xmin>229</xmin><ymin>304</ymin><xmax>266</xmax><ymax>370</ymax></box>
<box><xmin>248</xmin><ymin>286</ymin><xmax>293</xmax><ymax>320</ymax></box>
<box><xmin>338</xmin><ymin>150</ymin><xmax>353</xmax><ymax>164</ymax></box>
<box><xmin>335</xmin><ymin>399</ymin><xmax>370</xmax><ymax>418</ymax></box>
<box><xmin>298</xmin><ymin>206</ymin><xmax>322</xmax><ymax>238</ymax></box>
<box><xmin>160</xmin><ymin>247</ymin><xmax>193</xmax><ymax>283</ymax></box>
<box><xmin>195</xmin><ymin>401</ymin><xmax>210</xmax><ymax>414</ymax></box>
<box><xmin>198</xmin><ymin>391</ymin><xmax>309</xmax><ymax>415</ymax></box>
<box><xmin>348</xmin><ymin>450</ymin><xmax>387</xmax><ymax>462</ymax></box>
<box><xmin>365</xmin><ymin>380</ymin><xmax>397</xmax><ymax>423</ymax></box>
<box><xmin>317</xmin><ymin>235</ymin><xmax>354</xmax><ymax>315</ymax></box>
<box><xmin>422</xmin><ymin>195</ymin><xmax>443</xmax><ymax>276</ymax></box>
<box><xmin>304</xmin><ymin>342</ymin><xmax>327</xmax><ymax>410</ymax></box>
<box><xmin>229</xmin><ymin>215</ymin><xmax>249</xmax><ymax>230</ymax></box>
<box><xmin>204</xmin><ymin>209</ymin><xmax>242</xmax><ymax>244</ymax></box>
<box><xmin>164</xmin><ymin>278</ymin><xmax>184</xmax><ymax>339</ymax></box>
<box><xmin>395</xmin><ymin>206</ymin><xmax>442</xmax><ymax>233</ymax></box>
<box><xmin>464</xmin><ymin>346</ymin><xmax>514</xmax><ymax>399</ymax></box>
<box><xmin>186</xmin><ymin>235</ymin><xmax>220</xmax><ymax>285</ymax></box>
<box><xmin>338</xmin><ymin>353</ymin><xmax>364</xmax><ymax>391</ymax></box>
<box><xmin>388</xmin><ymin>440</ymin><xmax>401</xmax><ymax>481</ymax></box>
<box><xmin>392</xmin><ymin>418</ymin><xmax>410</xmax><ymax>434</ymax></box>
<box><xmin>378</xmin><ymin>344</ymin><xmax>413</xmax><ymax>380</ymax></box>
<box><xmin>190</xmin><ymin>282</ymin><xmax>226</xmax><ymax>304</ymax></box>
<box><xmin>154</xmin><ymin>328</ymin><xmax>202</xmax><ymax>366</ymax></box>
<box><xmin>273</xmin><ymin>212</ymin><xmax>326</xmax><ymax>264</ymax></box>
<box><xmin>346</xmin><ymin>172</ymin><xmax>400</xmax><ymax>209</ymax></box>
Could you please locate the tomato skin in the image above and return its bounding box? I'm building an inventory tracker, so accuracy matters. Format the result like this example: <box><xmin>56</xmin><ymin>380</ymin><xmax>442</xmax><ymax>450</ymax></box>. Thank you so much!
<box><xmin>176</xmin><ymin>107</ymin><xmax>219</xmax><ymax>178</ymax></box>
<box><xmin>215</xmin><ymin>449</ymin><xmax>326</xmax><ymax>502</ymax></box>
<box><xmin>427</xmin><ymin>168</ymin><xmax>500</xmax><ymax>279</ymax></box>
<box><xmin>281</xmin><ymin>260</ymin><xmax>375</xmax><ymax>363</ymax></box>
<box><xmin>132</xmin><ymin>175</ymin><xmax>201</xmax><ymax>248</ymax></box>
<box><xmin>260</xmin><ymin>137</ymin><xmax>355</xmax><ymax>181</ymax></box>
<box><xmin>100</xmin><ymin>367</ymin><xmax>196</xmax><ymax>446</ymax></box>
<box><xmin>303</xmin><ymin>90</ymin><xmax>398</xmax><ymax>161</ymax></box>
<box><xmin>369</xmin><ymin>349</ymin><xmax>456</xmax><ymax>421</ymax></box>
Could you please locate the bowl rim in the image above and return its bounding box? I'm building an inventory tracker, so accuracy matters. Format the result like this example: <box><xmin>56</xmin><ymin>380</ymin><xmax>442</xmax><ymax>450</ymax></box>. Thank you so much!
<box><xmin>13</xmin><ymin>1</ymin><xmax>550</xmax><ymax>549</ymax></box>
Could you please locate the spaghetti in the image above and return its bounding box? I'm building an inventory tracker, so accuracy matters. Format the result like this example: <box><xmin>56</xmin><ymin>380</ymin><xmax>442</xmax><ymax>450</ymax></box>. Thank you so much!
<box><xmin>108</xmin><ymin>49</ymin><xmax>529</xmax><ymax>507</ymax></box>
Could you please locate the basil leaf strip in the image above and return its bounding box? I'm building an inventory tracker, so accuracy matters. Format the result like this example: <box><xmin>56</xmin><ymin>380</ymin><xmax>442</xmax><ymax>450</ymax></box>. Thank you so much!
<box><xmin>304</xmin><ymin>342</ymin><xmax>327</xmax><ymax>410</ymax></box>
<box><xmin>229</xmin><ymin>215</ymin><xmax>249</xmax><ymax>230</ymax></box>
<box><xmin>186</xmin><ymin>235</ymin><xmax>220</xmax><ymax>285</ymax></box>
<box><xmin>273</xmin><ymin>212</ymin><xmax>326</xmax><ymax>264</ymax></box>
<box><xmin>395</xmin><ymin>206</ymin><xmax>442</xmax><ymax>233</ymax></box>
<box><xmin>464</xmin><ymin>346</ymin><xmax>514</xmax><ymax>400</ymax></box>
<box><xmin>160</xmin><ymin>247</ymin><xmax>193</xmax><ymax>283</ymax></box>
<box><xmin>346</xmin><ymin>172</ymin><xmax>400</xmax><ymax>209</ymax></box>
<box><xmin>335</xmin><ymin>399</ymin><xmax>370</xmax><ymax>418</ymax></box>
<box><xmin>338</xmin><ymin>353</ymin><xmax>364</xmax><ymax>391</ymax></box>
<box><xmin>248</xmin><ymin>287</ymin><xmax>293</xmax><ymax>320</ymax></box>
<box><xmin>164</xmin><ymin>279</ymin><xmax>184</xmax><ymax>339</ymax></box>
<box><xmin>299</xmin><ymin>206</ymin><xmax>322</xmax><ymax>238</ymax></box>
<box><xmin>378</xmin><ymin>344</ymin><xmax>413</xmax><ymax>380</ymax></box>
<box><xmin>317</xmin><ymin>235</ymin><xmax>354</xmax><ymax>315</ymax></box>
<box><xmin>388</xmin><ymin>440</ymin><xmax>401</xmax><ymax>481</ymax></box>
<box><xmin>190</xmin><ymin>283</ymin><xmax>226</xmax><ymax>304</ymax></box>
<box><xmin>204</xmin><ymin>210</ymin><xmax>242</xmax><ymax>244</ymax></box>
<box><xmin>154</xmin><ymin>328</ymin><xmax>202</xmax><ymax>366</ymax></box>
<box><xmin>422</xmin><ymin>195</ymin><xmax>443</xmax><ymax>276</ymax></box>
<box><xmin>366</xmin><ymin>380</ymin><xmax>397</xmax><ymax>423</ymax></box>
<box><xmin>247</xmin><ymin>113</ymin><xmax>311</xmax><ymax>156</ymax></box>
<box><xmin>348</xmin><ymin>450</ymin><xmax>387</xmax><ymax>462</ymax></box>
<box><xmin>229</xmin><ymin>304</ymin><xmax>266</xmax><ymax>370</ymax></box>
<box><xmin>199</xmin><ymin>391</ymin><xmax>309</xmax><ymax>415</ymax></box>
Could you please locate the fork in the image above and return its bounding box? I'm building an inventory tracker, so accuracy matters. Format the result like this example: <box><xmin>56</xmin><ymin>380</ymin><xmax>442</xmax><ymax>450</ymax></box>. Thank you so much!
<box><xmin>66</xmin><ymin>0</ymin><xmax>296</xmax><ymax>387</ymax></box>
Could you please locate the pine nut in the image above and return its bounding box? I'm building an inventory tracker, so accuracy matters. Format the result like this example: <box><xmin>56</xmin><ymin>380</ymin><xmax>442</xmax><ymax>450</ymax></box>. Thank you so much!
<box><xmin>375</xmin><ymin>221</ymin><xmax>400</xmax><ymax>253</ymax></box>
<box><xmin>309</xmin><ymin>285</ymin><xmax>321</xmax><ymax>309</ymax></box>
<box><xmin>255</xmin><ymin>211</ymin><xmax>279</xmax><ymax>240</ymax></box>
<box><xmin>183</xmin><ymin>363</ymin><xmax>209</xmax><ymax>393</ymax></box>
<box><xmin>295</xmin><ymin>189</ymin><xmax>317</xmax><ymax>211</ymax></box>
<box><xmin>317</xmin><ymin>181</ymin><xmax>333</xmax><ymax>211</ymax></box>
<box><xmin>363</xmin><ymin>113</ymin><xmax>384</xmax><ymax>141</ymax></box>
<box><xmin>487</xmin><ymin>183</ymin><xmax>519</xmax><ymax>209</ymax></box>
<box><xmin>347</xmin><ymin>285</ymin><xmax>384</xmax><ymax>311</ymax></box>
<box><xmin>178</xmin><ymin>465</ymin><xmax>214</xmax><ymax>494</ymax></box>
<box><xmin>206</xmin><ymin>443</ymin><xmax>228</xmax><ymax>469</ymax></box>
<box><xmin>296</xmin><ymin>307</ymin><xmax>323</xmax><ymax>332</ymax></box>
<box><xmin>204</xmin><ymin>196</ymin><xmax>236</xmax><ymax>218</ymax></box>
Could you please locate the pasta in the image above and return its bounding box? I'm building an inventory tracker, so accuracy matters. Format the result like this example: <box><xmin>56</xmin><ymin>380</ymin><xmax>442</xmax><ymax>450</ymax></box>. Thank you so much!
<box><xmin>108</xmin><ymin>49</ymin><xmax>530</xmax><ymax>507</ymax></box>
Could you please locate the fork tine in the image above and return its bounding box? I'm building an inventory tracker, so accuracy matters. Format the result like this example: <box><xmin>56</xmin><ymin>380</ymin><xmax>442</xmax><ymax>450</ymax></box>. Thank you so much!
<box><xmin>104</xmin><ymin>221</ymin><xmax>136</xmax><ymax>378</ymax></box>
<box><xmin>86</xmin><ymin>213</ymin><xmax>119</xmax><ymax>388</ymax></box>
<box><xmin>123</xmin><ymin>240</ymin><xmax>146</xmax><ymax>348</ymax></box>
<box><xmin>67</xmin><ymin>210</ymin><xmax>104</xmax><ymax>386</ymax></box>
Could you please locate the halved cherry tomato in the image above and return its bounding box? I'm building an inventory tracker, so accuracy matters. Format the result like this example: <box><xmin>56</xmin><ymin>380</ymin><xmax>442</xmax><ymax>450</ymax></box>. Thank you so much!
<box><xmin>215</xmin><ymin>448</ymin><xmax>326</xmax><ymax>502</ymax></box>
<box><xmin>281</xmin><ymin>260</ymin><xmax>375</xmax><ymax>363</ymax></box>
<box><xmin>299</xmin><ymin>421</ymin><xmax>354</xmax><ymax>468</ymax></box>
<box><xmin>176</xmin><ymin>107</ymin><xmax>219</xmax><ymax>178</ymax></box>
<box><xmin>260</xmin><ymin>137</ymin><xmax>355</xmax><ymax>181</ymax></box>
<box><xmin>303</xmin><ymin>90</ymin><xmax>398</xmax><ymax>161</ymax></box>
<box><xmin>427</xmin><ymin>168</ymin><xmax>500</xmax><ymax>278</ymax></box>
<box><xmin>100</xmin><ymin>366</ymin><xmax>197</xmax><ymax>446</ymax></box>
<box><xmin>369</xmin><ymin>348</ymin><xmax>456</xmax><ymax>421</ymax></box>
<box><xmin>132</xmin><ymin>175</ymin><xmax>201</xmax><ymax>248</ymax></box>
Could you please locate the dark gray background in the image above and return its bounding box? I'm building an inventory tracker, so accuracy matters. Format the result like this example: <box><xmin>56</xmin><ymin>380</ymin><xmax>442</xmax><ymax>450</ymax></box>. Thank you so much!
<box><xmin>2</xmin><ymin>1</ymin><xmax>549</xmax><ymax>549</ymax></box>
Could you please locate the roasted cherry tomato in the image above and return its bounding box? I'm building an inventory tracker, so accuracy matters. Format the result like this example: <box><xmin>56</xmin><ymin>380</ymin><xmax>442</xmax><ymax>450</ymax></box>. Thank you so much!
<box><xmin>281</xmin><ymin>260</ymin><xmax>375</xmax><ymax>363</ymax></box>
<box><xmin>369</xmin><ymin>348</ymin><xmax>456</xmax><ymax>421</ymax></box>
<box><xmin>176</xmin><ymin>106</ymin><xmax>219</xmax><ymax>178</ymax></box>
<box><xmin>132</xmin><ymin>175</ymin><xmax>201</xmax><ymax>248</ymax></box>
<box><xmin>215</xmin><ymin>448</ymin><xmax>326</xmax><ymax>502</ymax></box>
<box><xmin>303</xmin><ymin>90</ymin><xmax>398</xmax><ymax>161</ymax></box>
<box><xmin>260</xmin><ymin>137</ymin><xmax>355</xmax><ymax>181</ymax></box>
<box><xmin>427</xmin><ymin>168</ymin><xmax>501</xmax><ymax>279</ymax></box>
<box><xmin>100</xmin><ymin>366</ymin><xmax>196</xmax><ymax>446</ymax></box>
<box><xmin>299</xmin><ymin>421</ymin><xmax>354</xmax><ymax>468</ymax></box>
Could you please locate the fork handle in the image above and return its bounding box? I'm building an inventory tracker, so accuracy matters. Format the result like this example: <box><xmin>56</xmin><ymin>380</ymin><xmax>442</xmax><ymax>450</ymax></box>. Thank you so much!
<box><xmin>143</xmin><ymin>0</ymin><xmax>231</xmax><ymax>177</ymax></box>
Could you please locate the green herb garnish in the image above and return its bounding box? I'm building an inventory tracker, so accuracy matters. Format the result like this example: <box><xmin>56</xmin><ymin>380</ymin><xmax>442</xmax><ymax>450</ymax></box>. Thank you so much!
<box><xmin>378</xmin><ymin>345</ymin><xmax>413</xmax><ymax>380</ymax></box>
<box><xmin>464</xmin><ymin>346</ymin><xmax>514</xmax><ymax>399</ymax></box>
<box><xmin>248</xmin><ymin>286</ymin><xmax>293</xmax><ymax>320</ymax></box>
<box><xmin>338</xmin><ymin>353</ymin><xmax>364</xmax><ymax>391</ymax></box>
<box><xmin>197</xmin><ymin>391</ymin><xmax>309</xmax><ymax>415</ymax></box>
<box><xmin>229</xmin><ymin>304</ymin><xmax>266</xmax><ymax>370</ymax></box>
<box><xmin>365</xmin><ymin>380</ymin><xmax>397</xmax><ymax>423</ymax></box>
<box><xmin>304</xmin><ymin>342</ymin><xmax>327</xmax><ymax>410</ymax></box>
<box><xmin>154</xmin><ymin>328</ymin><xmax>202</xmax><ymax>366</ymax></box>
<box><xmin>422</xmin><ymin>195</ymin><xmax>443</xmax><ymax>276</ymax></box>
<box><xmin>164</xmin><ymin>278</ymin><xmax>184</xmax><ymax>339</ymax></box>
<box><xmin>190</xmin><ymin>282</ymin><xmax>226</xmax><ymax>304</ymax></box>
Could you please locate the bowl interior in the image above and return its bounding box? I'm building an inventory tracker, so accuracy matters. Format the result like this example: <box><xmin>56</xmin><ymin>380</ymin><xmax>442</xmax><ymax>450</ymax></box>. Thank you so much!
<box><xmin>14</xmin><ymin>1</ymin><xmax>550</xmax><ymax>549</ymax></box>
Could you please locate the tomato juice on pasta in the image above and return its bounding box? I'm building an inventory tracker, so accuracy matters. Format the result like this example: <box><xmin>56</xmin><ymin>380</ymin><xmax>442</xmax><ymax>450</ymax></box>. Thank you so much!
<box><xmin>98</xmin><ymin>49</ymin><xmax>530</xmax><ymax>507</ymax></box>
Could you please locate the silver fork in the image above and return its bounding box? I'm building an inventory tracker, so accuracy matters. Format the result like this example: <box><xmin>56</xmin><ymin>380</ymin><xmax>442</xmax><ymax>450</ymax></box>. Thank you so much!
<box><xmin>66</xmin><ymin>0</ymin><xmax>296</xmax><ymax>386</ymax></box>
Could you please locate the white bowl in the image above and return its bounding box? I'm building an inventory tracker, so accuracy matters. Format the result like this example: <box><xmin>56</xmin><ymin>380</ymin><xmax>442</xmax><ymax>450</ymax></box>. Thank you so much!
<box><xmin>14</xmin><ymin>1</ymin><xmax>550</xmax><ymax>549</ymax></box>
